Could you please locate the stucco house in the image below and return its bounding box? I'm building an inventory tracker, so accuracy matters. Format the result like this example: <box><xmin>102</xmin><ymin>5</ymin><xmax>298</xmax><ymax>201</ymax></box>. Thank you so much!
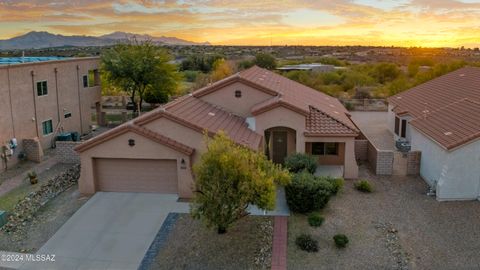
<box><xmin>76</xmin><ymin>66</ymin><xmax>359</xmax><ymax>198</ymax></box>
<box><xmin>387</xmin><ymin>67</ymin><xmax>480</xmax><ymax>201</ymax></box>
<box><xmin>0</xmin><ymin>57</ymin><xmax>101</xmax><ymax>171</ymax></box>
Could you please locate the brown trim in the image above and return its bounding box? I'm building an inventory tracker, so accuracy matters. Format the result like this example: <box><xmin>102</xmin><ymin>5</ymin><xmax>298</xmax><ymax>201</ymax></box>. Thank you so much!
<box><xmin>76</xmin><ymin>65</ymin><xmax>84</xmax><ymax>134</ymax></box>
<box><xmin>30</xmin><ymin>70</ymin><xmax>40</xmax><ymax>138</ymax></box>
<box><xmin>251</xmin><ymin>100</ymin><xmax>309</xmax><ymax>116</ymax></box>
<box><xmin>135</xmin><ymin>110</ymin><xmax>216</xmax><ymax>137</ymax></box>
<box><xmin>136</xmin><ymin>110</ymin><xmax>262</xmax><ymax>150</ymax></box>
<box><xmin>193</xmin><ymin>76</ymin><xmax>278</xmax><ymax>98</ymax></box>
<box><xmin>75</xmin><ymin>124</ymin><xmax>195</xmax><ymax>155</ymax></box>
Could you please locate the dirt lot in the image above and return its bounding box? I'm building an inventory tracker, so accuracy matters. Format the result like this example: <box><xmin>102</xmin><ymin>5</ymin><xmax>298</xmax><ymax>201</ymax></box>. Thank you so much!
<box><xmin>150</xmin><ymin>214</ymin><xmax>273</xmax><ymax>270</ymax></box>
<box><xmin>288</xmin><ymin>165</ymin><xmax>480</xmax><ymax>270</ymax></box>
<box><xmin>0</xmin><ymin>184</ymin><xmax>89</xmax><ymax>253</ymax></box>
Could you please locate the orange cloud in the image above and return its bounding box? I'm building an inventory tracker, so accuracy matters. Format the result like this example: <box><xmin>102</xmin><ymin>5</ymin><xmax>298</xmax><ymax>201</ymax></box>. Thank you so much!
<box><xmin>0</xmin><ymin>0</ymin><xmax>479</xmax><ymax>48</ymax></box>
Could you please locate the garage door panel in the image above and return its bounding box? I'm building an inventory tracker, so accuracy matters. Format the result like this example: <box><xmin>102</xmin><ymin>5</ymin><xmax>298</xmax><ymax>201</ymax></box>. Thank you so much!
<box><xmin>95</xmin><ymin>159</ymin><xmax>178</xmax><ymax>193</ymax></box>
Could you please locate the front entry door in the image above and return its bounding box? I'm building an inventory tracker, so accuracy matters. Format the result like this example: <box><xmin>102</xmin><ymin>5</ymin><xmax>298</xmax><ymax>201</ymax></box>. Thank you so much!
<box><xmin>272</xmin><ymin>131</ymin><xmax>288</xmax><ymax>164</ymax></box>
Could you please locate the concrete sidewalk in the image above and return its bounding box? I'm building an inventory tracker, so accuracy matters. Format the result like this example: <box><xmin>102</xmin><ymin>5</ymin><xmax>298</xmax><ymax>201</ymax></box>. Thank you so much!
<box><xmin>19</xmin><ymin>192</ymin><xmax>190</xmax><ymax>270</ymax></box>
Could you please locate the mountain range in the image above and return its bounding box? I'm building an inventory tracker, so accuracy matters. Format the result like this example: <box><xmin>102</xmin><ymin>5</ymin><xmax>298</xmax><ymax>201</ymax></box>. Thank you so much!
<box><xmin>0</xmin><ymin>31</ymin><xmax>210</xmax><ymax>50</ymax></box>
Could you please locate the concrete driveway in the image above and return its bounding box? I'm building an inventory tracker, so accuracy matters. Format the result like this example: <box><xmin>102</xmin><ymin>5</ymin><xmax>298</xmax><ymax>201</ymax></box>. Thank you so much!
<box><xmin>19</xmin><ymin>192</ymin><xmax>189</xmax><ymax>270</ymax></box>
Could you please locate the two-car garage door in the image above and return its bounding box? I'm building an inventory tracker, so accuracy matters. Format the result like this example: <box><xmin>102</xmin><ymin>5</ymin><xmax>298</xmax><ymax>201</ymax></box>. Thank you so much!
<box><xmin>94</xmin><ymin>158</ymin><xmax>178</xmax><ymax>193</ymax></box>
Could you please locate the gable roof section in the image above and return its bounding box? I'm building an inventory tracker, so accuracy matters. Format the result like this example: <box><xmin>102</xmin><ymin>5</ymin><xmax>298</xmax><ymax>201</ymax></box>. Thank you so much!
<box><xmin>388</xmin><ymin>67</ymin><xmax>480</xmax><ymax>118</ymax></box>
<box><xmin>194</xmin><ymin>66</ymin><xmax>358</xmax><ymax>136</ymax></box>
<box><xmin>305</xmin><ymin>107</ymin><xmax>359</xmax><ymax>136</ymax></box>
<box><xmin>410</xmin><ymin>99</ymin><xmax>480</xmax><ymax>151</ymax></box>
<box><xmin>134</xmin><ymin>95</ymin><xmax>262</xmax><ymax>150</ymax></box>
<box><xmin>192</xmin><ymin>73</ymin><xmax>278</xmax><ymax>98</ymax></box>
<box><xmin>75</xmin><ymin>123</ymin><xmax>195</xmax><ymax>155</ymax></box>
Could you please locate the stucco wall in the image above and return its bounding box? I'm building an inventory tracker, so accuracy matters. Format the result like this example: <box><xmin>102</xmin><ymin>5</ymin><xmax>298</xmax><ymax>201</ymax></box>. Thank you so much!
<box><xmin>143</xmin><ymin>117</ymin><xmax>207</xmax><ymax>165</ymax></box>
<box><xmin>305</xmin><ymin>142</ymin><xmax>345</xmax><ymax>165</ymax></box>
<box><xmin>199</xmin><ymin>81</ymin><xmax>274</xmax><ymax>117</ymax></box>
<box><xmin>411</xmin><ymin>127</ymin><xmax>480</xmax><ymax>201</ymax></box>
<box><xmin>0</xmin><ymin>58</ymin><xmax>101</xmax><ymax>172</ymax></box>
<box><xmin>305</xmin><ymin>136</ymin><xmax>358</xmax><ymax>179</ymax></box>
<box><xmin>79</xmin><ymin>131</ymin><xmax>194</xmax><ymax>198</ymax></box>
<box><xmin>254</xmin><ymin>106</ymin><xmax>306</xmax><ymax>153</ymax></box>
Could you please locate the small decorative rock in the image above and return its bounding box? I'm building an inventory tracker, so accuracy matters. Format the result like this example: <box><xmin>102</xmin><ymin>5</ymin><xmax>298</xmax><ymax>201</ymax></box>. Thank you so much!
<box><xmin>1</xmin><ymin>164</ymin><xmax>81</xmax><ymax>235</ymax></box>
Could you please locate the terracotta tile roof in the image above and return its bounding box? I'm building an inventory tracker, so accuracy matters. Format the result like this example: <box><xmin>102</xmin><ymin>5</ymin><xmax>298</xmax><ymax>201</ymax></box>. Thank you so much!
<box><xmin>134</xmin><ymin>95</ymin><xmax>262</xmax><ymax>150</ymax></box>
<box><xmin>387</xmin><ymin>66</ymin><xmax>480</xmax><ymax>149</ymax></box>
<box><xmin>305</xmin><ymin>107</ymin><xmax>358</xmax><ymax>136</ymax></box>
<box><xmin>75</xmin><ymin>123</ymin><xmax>195</xmax><ymax>155</ymax></box>
<box><xmin>243</xmin><ymin>66</ymin><xmax>357</xmax><ymax>132</ymax></box>
<box><xmin>388</xmin><ymin>67</ymin><xmax>480</xmax><ymax>118</ymax></box>
<box><xmin>410</xmin><ymin>99</ymin><xmax>480</xmax><ymax>150</ymax></box>
<box><xmin>196</xmin><ymin>66</ymin><xmax>358</xmax><ymax>136</ymax></box>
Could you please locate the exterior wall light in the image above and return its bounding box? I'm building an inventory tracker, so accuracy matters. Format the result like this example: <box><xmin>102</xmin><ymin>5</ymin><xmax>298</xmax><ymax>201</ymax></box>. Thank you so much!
<box><xmin>180</xmin><ymin>158</ymin><xmax>187</xmax><ymax>169</ymax></box>
<box><xmin>128</xmin><ymin>139</ymin><xmax>135</xmax><ymax>147</ymax></box>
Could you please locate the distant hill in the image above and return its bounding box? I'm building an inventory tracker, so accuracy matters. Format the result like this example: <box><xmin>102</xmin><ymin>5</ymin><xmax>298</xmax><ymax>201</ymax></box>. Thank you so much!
<box><xmin>0</xmin><ymin>31</ymin><xmax>210</xmax><ymax>50</ymax></box>
<box><xmin>99</xmin><ymin>31</ymin><xmax>210</xmax><ymax>46</ymax></box>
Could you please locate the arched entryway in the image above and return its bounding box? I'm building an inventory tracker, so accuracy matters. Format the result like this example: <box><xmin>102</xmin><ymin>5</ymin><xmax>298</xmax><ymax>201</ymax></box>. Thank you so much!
<box><xmin>265</xmin><ymin>127</ymin><xmax>296</xmax><ymax>164</ymax></box>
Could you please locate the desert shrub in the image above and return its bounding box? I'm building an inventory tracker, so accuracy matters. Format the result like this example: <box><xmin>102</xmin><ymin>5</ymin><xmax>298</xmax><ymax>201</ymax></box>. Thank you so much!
<box><xmin>324</xmin><ymin>177</ymin><xmax>344</xmax><ymax>195</ymax></box>
<box><xmin>308</xmin><ymin>213</ymin><xmax>325</xmax><ymax>227</ymax></box>
<box><xmin>354</xmin><ymin>180</ymin><xmax>373</xmax><ymax>193</ymax></box>
<box><xmin>344</xmin><ymin>101</ymin><xmax>354</xmax><ymax>111</ymax></box>
<box><xmin>296</xmin><ymin>234</ymin><xmax>319</xmax><ymax>252</ymax></box>
<box><xmin>333</xmin><ymin>234</ymin><xmax>349</xmax><ymax>248</ymax></box>
<box><xmin>284</xmin><ymin>153</ymin><xmax>317</xmax><ymax>174</ymax></box>
<box><xmin>285</xmin><ymin>171</ymin><xmax>333</xmax><ymax>213</ymax></box>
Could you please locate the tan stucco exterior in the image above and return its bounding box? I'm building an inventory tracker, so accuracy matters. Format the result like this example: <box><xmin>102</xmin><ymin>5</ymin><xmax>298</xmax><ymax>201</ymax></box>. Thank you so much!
<box><xmin>0</xmin><ymin>58</ymin><xmax>101</xmax><ymax>170</ymax></box>
<box><xmin>79</xmin><ymin>131</ymin><xmax>194</xmax><ymax>198</ymax></box>
<box><xmin>304</xmin><ymin>136</ymin><xmax>359</xmax><ymax>178</ymax></box>
<box><xmin>77</xmin><ymin>76</ymin><xmax>359</xmax><ymax>198</ymax></box>
<box><xmin>199</xmin><ymin>81</ymin><xmax>274</xmax><ymax>117</ymax></box>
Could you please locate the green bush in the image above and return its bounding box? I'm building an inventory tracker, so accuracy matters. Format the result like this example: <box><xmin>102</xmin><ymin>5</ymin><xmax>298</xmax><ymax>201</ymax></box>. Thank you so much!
<box><xmin>324</xmin><ymin>177</ymin><xmax>344</xmax><ymax>195</ymax></box>
<box><xmin>295</xmin><ymin>234</ymin><xmax>318</xmax><ymax>252</ymax></box>
<box><xmin>354</xmin><ymin>180</ymin><xmax>373</xmax><ymax>193</ymax></box>
<box><xmin>285</xmin><ymin>171</ymin><xmax>333</xmax><ymax>213</ymax></box>
<box><xmin>308</xmin><ymin>213</ymin><xmax>324</xmax><ymax>227</ymax></box>
<box><xmin>284</xmin><ymin>153</ymin><xmax>317</xmax><ymax>174</ymax></box>
<box><xmin>333</xmin><ymin>234</ymin><xmax>349</xmax><ymax>248</ymax></box>
<box><xmin>344</xmin><ymin>101</ymin><xmax>354</xmax><ymax>111</ymax></box>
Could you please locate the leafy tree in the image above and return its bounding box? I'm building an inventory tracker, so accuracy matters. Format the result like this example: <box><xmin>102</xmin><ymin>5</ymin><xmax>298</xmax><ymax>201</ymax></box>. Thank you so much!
<box><xmin>237</xmin><ymin>59</ymin><xmax>255</xmax><ymax>70</ymax></box>
<box><xmin>211</xmin><ymin>59</ymin><xmax>236</xmax><ymax>81</ymax></box>
<box><xmin>101</xmin><ymin>41</ymin><xmax>180</xmax><ymax>112</ymax></box>
<box><xmin>370</xmin><ymin>63</ymin><xmax>400</xmax><ymax>84</ymax></box>
<box><xmin>180</xmin><ymin>54</ymin><xmax>224</xmax><ymax>73</ymax></box>
<box><xmin>254</xmin><ymin>53</ymin><xmax>277</xmax><ymax>69</ymax></box>
<box><xmin>191</xmin><ymin>132</ymin><xmax>291</xmax><ymax>234</ymax></box>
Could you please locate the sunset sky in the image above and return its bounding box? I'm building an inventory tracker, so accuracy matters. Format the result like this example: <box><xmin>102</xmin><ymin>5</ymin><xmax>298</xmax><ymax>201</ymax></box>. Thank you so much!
<box><xmin>1</xmin><ymin>0</ymin><xmax>479</xmax><ymax>48</ymax></box>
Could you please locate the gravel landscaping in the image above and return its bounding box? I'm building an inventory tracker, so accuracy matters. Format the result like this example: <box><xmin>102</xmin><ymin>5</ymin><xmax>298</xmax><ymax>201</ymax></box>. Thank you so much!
<box><xmin>0</xmin><ymin>184</ymin><xmax>89</xmax><ymax>253</ymax></box>
<box><xmin>149</xmin><ymin>214</ymin><xmax>273</xmax><ymax>270</ymax></box>
<box><xmin>288</xmin><ymin>165</ymin><xmax>480</xmax><ymax>270</ymax></box>
<box><xmin>0</xmin><ymin>163</ymin><xmax>73</xmax><ymax>212</ymax></box>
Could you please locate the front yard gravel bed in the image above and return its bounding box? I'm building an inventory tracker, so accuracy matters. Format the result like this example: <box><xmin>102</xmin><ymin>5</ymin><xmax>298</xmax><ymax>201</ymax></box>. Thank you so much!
<box><xmin>288</xmin><ymin>165</ymin><xmax>480</xmax><ymax>270</ymax></box>
<box><xmin>149</xmin><ymin>214</ymin><xmax>273</xmax><ymax>270</ymax></box>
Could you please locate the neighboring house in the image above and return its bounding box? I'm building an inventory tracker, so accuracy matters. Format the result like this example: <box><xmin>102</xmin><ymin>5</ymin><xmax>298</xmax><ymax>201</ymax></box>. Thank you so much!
<box><xmin>76</xmin><ymin>66</ymin><xmax>359</xmax><ymax>198</ymax></box>
<box><xmin>0</xmin><ymin>57</ymin><xmax>101</xmax><ymax>170</ymax></box>
<box><xmin>387</xmin><ymin>67</ymin><xmax>480</xmax><ymax>201</ymax></box>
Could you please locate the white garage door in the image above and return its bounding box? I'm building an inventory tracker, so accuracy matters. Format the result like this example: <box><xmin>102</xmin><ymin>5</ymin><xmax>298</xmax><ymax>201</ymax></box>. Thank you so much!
<box><xmin>94</xmin><ymin>158</ymin><xmax>178</xmax><ymax>193</ymax></box>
